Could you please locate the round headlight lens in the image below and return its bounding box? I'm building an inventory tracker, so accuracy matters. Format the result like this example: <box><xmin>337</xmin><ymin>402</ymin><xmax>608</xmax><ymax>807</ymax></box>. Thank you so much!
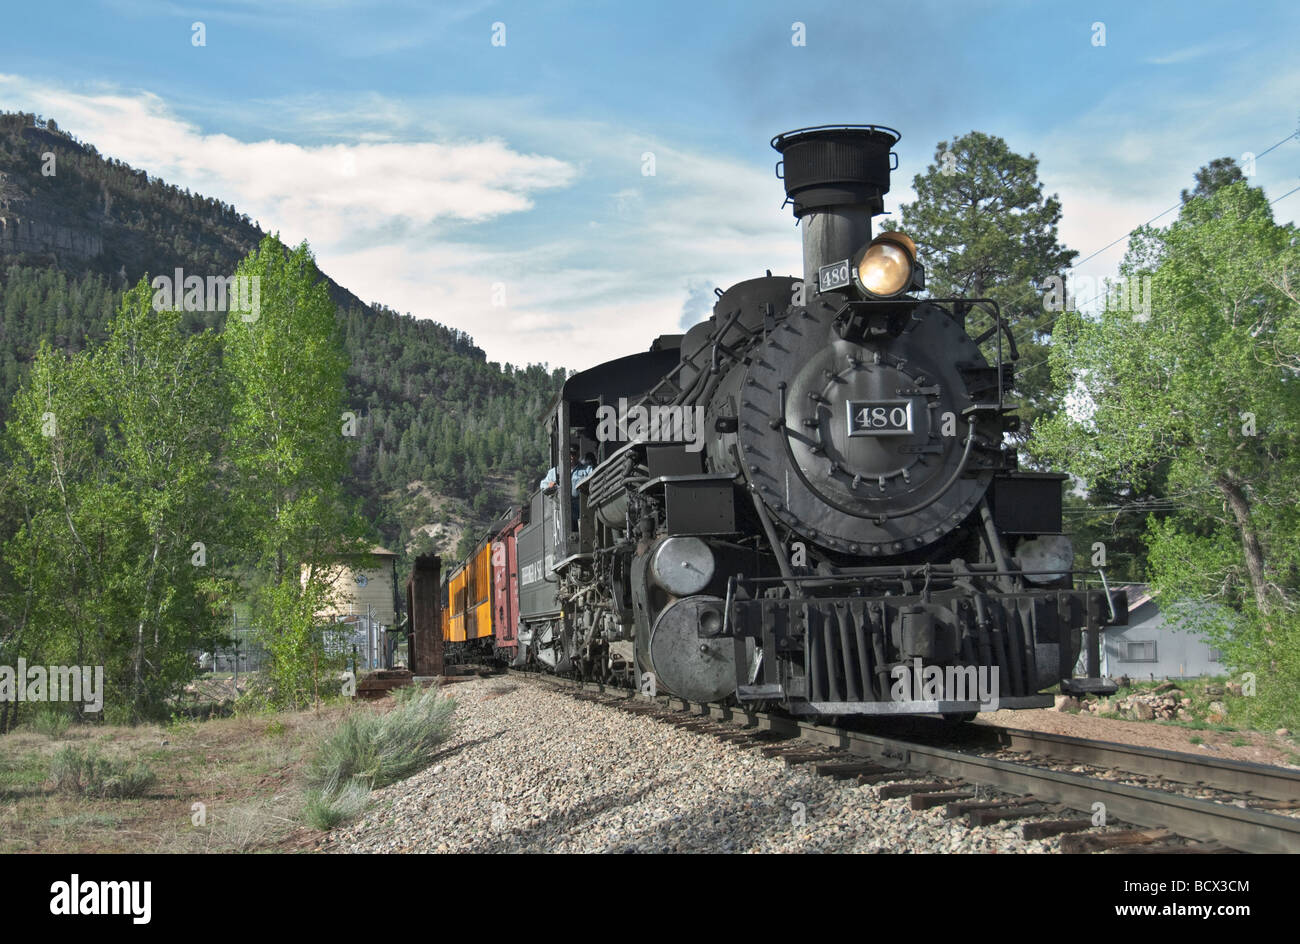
<box><xmin>856</xmin><ymin>240</ymin><xmax>913</xmax><ymax>297</ymax></box>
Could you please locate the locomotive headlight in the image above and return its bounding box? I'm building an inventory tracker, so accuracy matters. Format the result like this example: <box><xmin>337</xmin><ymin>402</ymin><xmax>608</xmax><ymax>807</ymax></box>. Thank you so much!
<box><xmin>853</xmin><ymin>232</ymin><xmax>918</xmax><ymax>299</ymax></box>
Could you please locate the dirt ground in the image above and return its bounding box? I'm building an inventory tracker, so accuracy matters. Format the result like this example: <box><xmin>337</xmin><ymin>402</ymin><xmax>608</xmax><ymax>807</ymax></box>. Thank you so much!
<box><xmin>975</xmin><ymin>708</ymin><xmax>1300</xmax><ymax>768</ymax></box>
<box><xmin>0</xmin><ymin>707</ymin><xmax>345</xmax><ymax>853</ymax></box>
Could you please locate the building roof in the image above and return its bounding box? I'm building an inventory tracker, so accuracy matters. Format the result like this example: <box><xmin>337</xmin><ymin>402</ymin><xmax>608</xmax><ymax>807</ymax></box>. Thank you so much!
<box><xmin>1122</xmin><ymin>584</ymin><xmax>1156</xmax><ymax>610</ymax></box>
<box><xmin>307</xmin><ymin>545</ymin><xmax>398</xmax><ymax>562</ymax></box>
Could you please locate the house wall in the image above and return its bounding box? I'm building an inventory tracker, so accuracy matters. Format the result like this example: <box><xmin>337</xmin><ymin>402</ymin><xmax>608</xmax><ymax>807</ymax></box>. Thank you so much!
<box><xmin>308</xmin><ymin>556</ymin><xmax>398</xmax><ymax>626</ymax></box>
<box><xmin>1087</xmin><ymin>599</ymin><xmax>1226</xmax><ymax>679</ymax></box>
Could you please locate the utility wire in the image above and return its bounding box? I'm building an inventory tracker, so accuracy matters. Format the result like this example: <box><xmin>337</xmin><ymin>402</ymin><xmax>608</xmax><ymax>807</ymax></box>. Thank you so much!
<box><xmin>1008</xmin><ymin>128</ymin><xmax>1300</xmax><ymax>352</ymax></box>
<box><xmin>1068</xmin><ymin>130</ymin><xmax>1300</xmax><ymax>273</ymax></box>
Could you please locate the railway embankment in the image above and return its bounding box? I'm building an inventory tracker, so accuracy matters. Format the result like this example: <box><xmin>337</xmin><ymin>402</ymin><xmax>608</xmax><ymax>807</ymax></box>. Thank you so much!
<box><xmin>323</xmin><ymin>676</ymin><xmax>1155</xmax><ymax>853</ymax></box>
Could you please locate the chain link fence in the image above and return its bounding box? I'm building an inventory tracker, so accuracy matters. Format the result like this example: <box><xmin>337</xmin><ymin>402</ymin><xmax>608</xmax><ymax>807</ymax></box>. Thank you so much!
<box><xmin>192</xmin><ymin>608</ymin><xmax>398</xmax><ymax>678</ymax></box>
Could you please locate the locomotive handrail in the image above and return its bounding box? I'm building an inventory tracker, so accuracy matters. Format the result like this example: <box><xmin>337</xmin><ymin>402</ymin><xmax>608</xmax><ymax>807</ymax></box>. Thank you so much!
<box><xmin>736</xmin><ymin>567</ymin><xmax>1122</xmax><ymax>584</ymax></box>
<box><xmin>1098</xmin><ymin>567</ymin><xmax>1117</xmax><ymax>622</ymax></box>
<box><xmin>933</xmin><ymin>297</ymin><xmax>1017</xmax><ymax>415</ymax></box>
<box><xmin>769</xmin><ymin>124</ymin><xmax>902</xmax><ymax>152</ymax></box>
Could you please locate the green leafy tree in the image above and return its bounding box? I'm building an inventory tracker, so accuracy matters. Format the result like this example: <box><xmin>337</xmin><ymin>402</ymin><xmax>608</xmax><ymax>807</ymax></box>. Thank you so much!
<box><xmin>893</xmin><ymin>132</ymin><xmax>1077</xmax><ymax>444</ymax></box>
<box><xmin>223</xmin><ymin>236</ymin><xmax>365</xmax><ymax>707</ymax></box>
<box><xmin>1033</xmin><ymin>181</ymin><xmax>1300</xmax><ymax>726</ymax></box>
<box><xmin>1</xmin><ymin>280</ymin><xmax>231</xmax><ymax>722</ymax></box>
<box><xmin>1180</xmin><ymin>157</ymin><xmax>1245</xmax><ymax>205</ymax></box>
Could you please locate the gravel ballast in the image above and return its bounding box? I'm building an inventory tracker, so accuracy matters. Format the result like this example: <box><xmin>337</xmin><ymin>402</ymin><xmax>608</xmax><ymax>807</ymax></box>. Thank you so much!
<box><xmin>323</xmin><ymin>677</ymin><xmax>1076</xmax><ymax>854</ymax></box>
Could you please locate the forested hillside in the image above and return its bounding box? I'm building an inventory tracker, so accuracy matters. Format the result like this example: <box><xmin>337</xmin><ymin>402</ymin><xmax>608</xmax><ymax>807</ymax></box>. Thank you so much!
<box><xmin>0</xmin><ymin>111</ymin><xmax>564</xmax><ymax>573</ymax></box>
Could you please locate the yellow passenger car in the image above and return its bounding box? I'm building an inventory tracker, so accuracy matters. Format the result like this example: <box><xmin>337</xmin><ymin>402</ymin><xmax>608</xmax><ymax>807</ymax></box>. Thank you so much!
<box><xmin>466</xmin><ymin>539</ymin><xmax>492</xmax><ymax>642</ymax></box>
<box><xmin>442</xmin><ymin>538</ymin><xmax>495</xmax><ymax>652</ymax></box>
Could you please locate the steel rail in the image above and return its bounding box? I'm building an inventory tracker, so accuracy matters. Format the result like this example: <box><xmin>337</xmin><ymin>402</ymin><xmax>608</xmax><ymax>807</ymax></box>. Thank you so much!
<box><xmin>976</xmin><ymin>726</ymin><xmax>1300</xmax><ymax>803</ymax></box>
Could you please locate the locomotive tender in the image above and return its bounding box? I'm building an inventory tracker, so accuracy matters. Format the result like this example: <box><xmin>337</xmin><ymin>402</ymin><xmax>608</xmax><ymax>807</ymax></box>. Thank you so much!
<box><xmin>440</xmin><ymin>125</ymin><xmax>1125</xmax><ymax>719</ymax></box>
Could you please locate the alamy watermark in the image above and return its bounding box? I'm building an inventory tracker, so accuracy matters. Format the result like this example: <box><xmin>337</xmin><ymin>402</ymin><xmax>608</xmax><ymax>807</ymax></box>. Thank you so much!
<box><xmin>1041</xmin><ymin>273</ymin><xmax>1152</xmax><ymax>321</ymax></box>
<box><xmin>596</xmin><ymin>397</ymin><xmax>706</xmax><ymax>453</ymax></box>
<box><xmin>889</xmin><ymin>657</ymin><xmax>999</xmax><ymax>709</ymax></box>
<box><xmin>50</xmin><ymin>874</ymin><xmax>150</xmax><ymax>924</ymax></box>
<box><xmin>151</xmin><ymin>268</ymin><xmax>261</xmax><ymax>322</ymax></box>
<box><xmin>0</xmin><ymin>659</ymin><xmax>104</xmax><ymax>712</ymax></box>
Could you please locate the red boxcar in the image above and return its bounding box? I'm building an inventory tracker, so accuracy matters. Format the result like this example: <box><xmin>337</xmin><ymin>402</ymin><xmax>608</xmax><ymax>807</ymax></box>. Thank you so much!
<box><xmin>491</xmin><ymin>507</ymin><xmax>525</xmax><ymax>660</ymax></box>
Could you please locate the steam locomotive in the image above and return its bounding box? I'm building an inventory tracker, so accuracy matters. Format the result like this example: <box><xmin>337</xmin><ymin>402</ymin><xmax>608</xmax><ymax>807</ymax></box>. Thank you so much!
<box><xmin>438</xmin><ymin>125</ymin><xmax>1125</xmax><ymax>719</ymax></box>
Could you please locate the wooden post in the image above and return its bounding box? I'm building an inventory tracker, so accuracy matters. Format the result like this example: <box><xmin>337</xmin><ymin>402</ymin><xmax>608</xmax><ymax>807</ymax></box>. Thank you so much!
<box><xmin>406</xmin><ymin>553</ymin><xmax>442</xmax><ymax>677</ymax></box>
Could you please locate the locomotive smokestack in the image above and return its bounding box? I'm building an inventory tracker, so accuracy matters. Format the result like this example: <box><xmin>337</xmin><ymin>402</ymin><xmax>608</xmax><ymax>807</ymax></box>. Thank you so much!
<box><xmin>771</xmin><ymin>125</ymin><xmax>899</xmax><ymax>290</ymax></box>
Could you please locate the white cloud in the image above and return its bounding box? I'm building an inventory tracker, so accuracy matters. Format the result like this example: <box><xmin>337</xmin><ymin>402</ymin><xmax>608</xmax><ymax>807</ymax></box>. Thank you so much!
<box><xmin>0</xmin><ymin>75</ymin><xmax>575</xmax><ymax>250</ymax></box>
<box><xmin>1144</xmin><ymin>38</ymin><xmax>1250</xmax><ymax>66</ymax></box>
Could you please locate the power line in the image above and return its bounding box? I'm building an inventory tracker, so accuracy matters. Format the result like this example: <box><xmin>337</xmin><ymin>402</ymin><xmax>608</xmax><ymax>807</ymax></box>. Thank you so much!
<box><xmin>1063</xmin><ymin>503</ymin><xmax>1186</xmax><ymax>515</ymax></box>
<box><xmin>1068</xmin><ymin>129</ymin><xmax>1299</xmax><ymax>273</ymax></box>
<box><xmin>1070</xmin><ymin>204</ymin><xmax>1179</xmax><ymax>270</ymax></box>
<box><xmin>1271</xmin><ymin>183</ymin><xmax>1300</xmax><ymax>206</ymax></box>
<box><xmin>1009</xmin><ymin>127</ymin><xmax>1300</xmax><ymax>352</ymax></box>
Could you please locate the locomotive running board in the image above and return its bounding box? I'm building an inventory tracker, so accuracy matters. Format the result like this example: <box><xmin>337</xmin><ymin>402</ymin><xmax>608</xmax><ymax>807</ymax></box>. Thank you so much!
<box><xmin>783</xmin><ymin>695</ymin><xmax>1054</xmax><ymax>716</ymax></box>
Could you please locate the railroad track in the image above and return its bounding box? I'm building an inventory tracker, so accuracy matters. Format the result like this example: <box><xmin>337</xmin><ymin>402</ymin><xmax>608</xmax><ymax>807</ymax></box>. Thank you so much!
<box><xmin>506</xmin><ymin>669</ymin><xmax>1300</xmax><ymax>854</ymax></box>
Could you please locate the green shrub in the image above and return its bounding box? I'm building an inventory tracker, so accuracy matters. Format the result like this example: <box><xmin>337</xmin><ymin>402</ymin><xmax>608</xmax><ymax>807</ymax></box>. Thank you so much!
<box><xmin>25</xmin><ymin>705</ymin><xmax>71</xmax><ymax>738</ymax></box>
<box><xmin>102</xmin><ymin>703</ymin><xmax>134</xmax><ymax>726</ymax></box>
<box><xmin>391</xmin><ymin>681</ymin><xmax>428</xmax><ymax>707</ymax></box>
<box><xmin>302</xmin><ymin>780</ymin><xmax>371</xmax><ymax>830</ymax></box>
<box><xmin>232</xmin><ymin>676</ymin><xmax>276</xmax><ymax>717</ymax></box>
<box><xmin>50</xmin><ymin>745</ymin><xmax>157</xmax><ymax>798</ymax></box>
<box><xmin>307</xmin><ymin>685</ymin><xmax>456</xmax><ymax>792</ymax></box>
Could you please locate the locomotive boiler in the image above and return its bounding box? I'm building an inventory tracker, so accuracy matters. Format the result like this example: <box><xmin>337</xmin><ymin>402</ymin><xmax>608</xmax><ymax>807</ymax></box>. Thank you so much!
<box><xmin>446</xmin><ymin>124</ymin><xmax>1125</xmax><ymax>719</ymax></box>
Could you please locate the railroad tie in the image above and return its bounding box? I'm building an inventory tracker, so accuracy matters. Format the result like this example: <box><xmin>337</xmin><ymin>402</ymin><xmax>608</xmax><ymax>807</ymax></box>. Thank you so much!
<box><xmin>965</xmin><ymin>803</ymin><xmax>1056</xmax><ymax>827</ymax></box>
<box><xmin>813</xmin><ymin>761</ymin><xmax>897</xmax><ymax>779</ymax></box>
<box><xmin>1060</xmin><ymin>828</ymin><xmax>1172</xmax><ymax>854</ymax></box>
<box><xmin>856</xmin><ymin>770</ymin><xmax>926</xmax><ymax>786</ymax></box>
<box><xmin>942</xmin><ymin>796</ymin><xmax>1040</xmax><ymax>819</ymax></box>
<box><xmin>1021</xmin><ymin>818</ymin><xmax>1096</xmax><ymax>840</ymax></box>
<box><xmin>682</xmin><ymin>722</ymin><xmax>737</xmax><ymax>735</ymax></box>
<box><xmin>909</xmin><ymin>790</ymin><xmax>976</xmax><ymax>811</ymax></box>
<box><xmin>780</xmin><ymin>751</ymin><xmax>844</xmax><ymax>766</ymax></box>
<box><xmin>877</xmin><ymin>781</ymin><xmax>955</xmax><ymax>800</ymax></box>
<box><xmin>747</xmin><ymin>731</ymin><xmax>796</xmax><ymax>745</ymax></box>
<box><xmin>714</xmin><ymin>731</ymin><xmax>763</xmax><ymax>744</ymax></box>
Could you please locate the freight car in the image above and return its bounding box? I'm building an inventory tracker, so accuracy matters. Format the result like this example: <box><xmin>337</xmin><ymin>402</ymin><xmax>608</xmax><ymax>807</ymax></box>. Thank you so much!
<box><xmin>438</xmin><ymin>124</ymin><xmax>1126</xmax><ymax>720</ymax></box>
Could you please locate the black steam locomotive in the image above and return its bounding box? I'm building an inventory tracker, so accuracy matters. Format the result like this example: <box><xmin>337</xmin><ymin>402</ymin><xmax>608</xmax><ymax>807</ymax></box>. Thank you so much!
<box><xmin>504</xmin><ymin>125</ymin><xmax>1124</xmax><ymax>719</ymax></box>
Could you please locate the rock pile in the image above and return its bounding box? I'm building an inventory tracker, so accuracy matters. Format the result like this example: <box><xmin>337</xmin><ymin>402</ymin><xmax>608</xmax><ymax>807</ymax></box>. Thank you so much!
<box><xmin>1054</xmin><ymin>685</ymin><xmax>1198</xmax><ymax>722</ymax></box>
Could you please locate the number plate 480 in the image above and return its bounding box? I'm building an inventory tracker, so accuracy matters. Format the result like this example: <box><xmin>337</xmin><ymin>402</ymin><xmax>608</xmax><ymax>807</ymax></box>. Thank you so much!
<box><xmin>818</xmin><ymin>258</ymin><xmax>852</xmax><ymax>293</ymax></box>
<box><xmin>847</xmin><ymin>400</ymin><xmax>913</xmax><ymax>436</ymax></box>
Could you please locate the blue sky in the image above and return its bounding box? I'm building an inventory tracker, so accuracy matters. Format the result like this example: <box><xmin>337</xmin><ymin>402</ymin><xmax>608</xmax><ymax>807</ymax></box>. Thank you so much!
<box><xmin>2</xmin><ymin>0</ymin><xmax>1297</xmax><ymax>370</ymax></box>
